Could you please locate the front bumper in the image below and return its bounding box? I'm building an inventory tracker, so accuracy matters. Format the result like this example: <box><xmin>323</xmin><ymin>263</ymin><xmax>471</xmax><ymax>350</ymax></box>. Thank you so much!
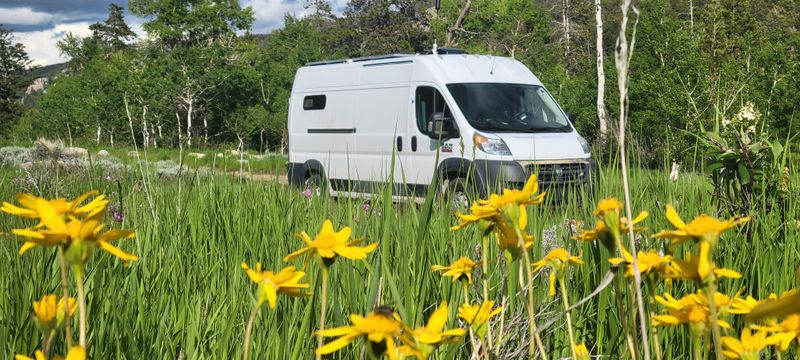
<box><xmin>473</xmin><ymin>158</ymin><xmax>595</xmax><ymax>197</ymax></box>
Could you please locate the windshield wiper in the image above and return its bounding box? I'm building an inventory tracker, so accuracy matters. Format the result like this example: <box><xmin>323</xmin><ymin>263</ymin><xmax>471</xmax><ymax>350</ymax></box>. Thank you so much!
<box><xmin>524</xmin><ymin>126</ymin><xmax>571</xmax><ymax>133</ymax></box>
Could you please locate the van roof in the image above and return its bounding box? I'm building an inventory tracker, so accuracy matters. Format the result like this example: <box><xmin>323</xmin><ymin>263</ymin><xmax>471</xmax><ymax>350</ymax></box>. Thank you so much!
<box><xmin>294</xmin><ymin>53</ymin><xmax>542</xmax><ymax>90</ymax></box>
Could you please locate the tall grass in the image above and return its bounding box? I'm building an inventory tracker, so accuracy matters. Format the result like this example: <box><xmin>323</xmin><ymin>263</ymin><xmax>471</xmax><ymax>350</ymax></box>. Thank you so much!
<box><xmin>0</xmin><ymin>160</ymin><xmax>797</xmax><ymax>358</ymax></box>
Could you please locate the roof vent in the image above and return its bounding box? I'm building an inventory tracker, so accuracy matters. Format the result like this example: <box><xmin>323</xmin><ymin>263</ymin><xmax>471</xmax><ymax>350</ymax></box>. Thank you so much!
<box><xmin>430</xmin><ymin>48</ymin><xmax>468</xmax><ymax>55</ymax></box>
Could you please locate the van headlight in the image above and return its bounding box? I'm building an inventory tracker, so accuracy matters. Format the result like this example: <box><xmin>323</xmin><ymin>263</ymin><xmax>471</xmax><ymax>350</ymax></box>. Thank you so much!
<box><xmin>578</xmin><ymin>136</ymin><xmax>591</xmax><ymax>154</ymax></box>
<box><xmin>473</xmin><ymin>133</ymin><xmax>512</xmax><ymax>156</ymax></box>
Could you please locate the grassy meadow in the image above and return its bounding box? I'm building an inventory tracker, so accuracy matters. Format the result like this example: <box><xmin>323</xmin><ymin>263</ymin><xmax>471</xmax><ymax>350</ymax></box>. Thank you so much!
<box><xmin>0</xmin><ymin>153</ymin><xmax>798</xmax><ymax>359</ymax></box>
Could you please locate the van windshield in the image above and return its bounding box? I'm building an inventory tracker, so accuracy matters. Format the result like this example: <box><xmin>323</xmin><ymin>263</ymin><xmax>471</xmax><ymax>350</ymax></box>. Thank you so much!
<box><xmin>447</xmin><ymin>83</ymin><xmax>572</xmax><ymax>133</ymax></box>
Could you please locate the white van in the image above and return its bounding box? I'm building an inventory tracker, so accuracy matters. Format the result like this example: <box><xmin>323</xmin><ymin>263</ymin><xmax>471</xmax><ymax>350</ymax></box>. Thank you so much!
<box><xmin>287</xmin><ymin>50</ymin><xmax>594</xmax><ymax>203</ymax></box>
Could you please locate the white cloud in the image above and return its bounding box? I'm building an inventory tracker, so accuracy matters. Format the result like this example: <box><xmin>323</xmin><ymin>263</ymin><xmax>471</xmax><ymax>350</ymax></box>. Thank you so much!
<box><xmin>14</xmin><ymin>22</ymin><xmax>93</xmax><ymax>66</ymax></box>
<box><xmin>0</xmin><ymin>7</ymin><xmax>55</xmax><ymax>25</ymax></box>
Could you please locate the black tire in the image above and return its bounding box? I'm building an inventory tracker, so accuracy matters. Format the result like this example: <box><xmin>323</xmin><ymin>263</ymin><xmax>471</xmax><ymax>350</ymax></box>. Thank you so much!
<box><xmin>445</xmin><ymin>177</ymin><xmax>474</xmax><ymax>211</ymax></box>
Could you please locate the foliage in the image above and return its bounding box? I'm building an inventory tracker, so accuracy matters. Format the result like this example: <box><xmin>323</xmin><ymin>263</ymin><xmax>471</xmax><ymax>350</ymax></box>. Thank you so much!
<box><xmin>699</xmin><ymin>102</ymin><xmax>792</xmax><ymax>215</ymax></box>
<box><xmin>4</xmin><ymin>0</ymin><xmax>800</xmax><ymax>163</ymax></box>
<box><xmin>0</xmin><ymin>24</ymin><xmax>31</xmax><ymax>137</ymax></box>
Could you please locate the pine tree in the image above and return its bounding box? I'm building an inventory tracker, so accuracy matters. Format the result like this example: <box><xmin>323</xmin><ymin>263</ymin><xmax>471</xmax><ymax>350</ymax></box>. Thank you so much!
<box><xmin>90</xmin><ymin>4</ymin><xmax>138</xmax><ymax>52</ymax></box>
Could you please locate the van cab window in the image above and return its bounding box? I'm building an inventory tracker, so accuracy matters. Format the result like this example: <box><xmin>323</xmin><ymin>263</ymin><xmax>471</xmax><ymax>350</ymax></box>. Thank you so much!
<box><xmin>447</xmin><ymin>83</ymin><xmax>572</xmax><ymax>133</ymax></box>
<box><xmin>415</xmin><ymin>86</ymin><xmax>456</xmax><ymax>137</ymax></box>
<box><xmin>303</xmin><ymin>95</ymin><xmax>326</xmax><ymax>110</ymax></box>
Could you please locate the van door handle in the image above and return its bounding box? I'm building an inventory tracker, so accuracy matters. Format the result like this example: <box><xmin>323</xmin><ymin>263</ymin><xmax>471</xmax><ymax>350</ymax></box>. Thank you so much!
<box><xmin>411</xmin><ymin>136</ymin><xmax>417</xmax><ymax>152</ymax></box>
<box><xmin>396</xmin><ymin>136</ymin><xmax>403</xmax><ymax>152</ymax></box>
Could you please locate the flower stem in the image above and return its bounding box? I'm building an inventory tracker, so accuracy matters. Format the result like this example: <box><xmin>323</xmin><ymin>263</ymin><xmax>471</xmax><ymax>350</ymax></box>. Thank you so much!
<box><xmin>614</xmin><ymin>273</ymin><xmax>637</xmax><ymax>359</ymax></box>
<box><xmin>73</xmin><ymin>265</ymin><xmax>87</xmax><ymax>347</ymax></box>
<box><xmin>43</xmin><ymin>329</ymin><xmax>55</xmax><ymax>358</ymax></box>
<box><xmin>462</xmin><ymin>282</ymin><xmax>480</xmax><ymax>358</ymax></box>
<box><xmin>692</xmin><ymin>333</ymin><xmax>702</xmax><ymax>360</ymax></box>
<box><xmin>480</xmin><ymin>234</ymin><xmax>494</xmax><ymax>352</ymax></box>
<box><xmin>242</xmin><ymin>304</ymin><xmax>261</xmax><ymax>360</ymax></box>
<box><xmin>557</xmin><ymin>276</ymin><xmax>578</xmax><ymax>359</ymax></box>
<box><xmin>58</xmin><ymin>247</ymin><xmax>73</xmax><ymax>348</ymax></box>
<box><xmin>705</xmin><ymin>275</ymin><xmax>724</xmax><ymax>360</ymax></box>
<box><xmin>645</xmin><ymin>279</ymin><xmax>663</xmax><ymax>360</ymax></box>
<box><xmin>513</xmin><ymin>227</ymin><xmax>547</xmax><ymax>360</ymax></box>
<box><xmin>316</xmin><ymin>266</ymin><xmax>329</xmax><ymax>360</ymax></box>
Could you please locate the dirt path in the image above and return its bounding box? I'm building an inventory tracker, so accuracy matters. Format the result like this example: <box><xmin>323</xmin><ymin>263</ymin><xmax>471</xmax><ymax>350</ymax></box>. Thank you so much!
<box><xmin>224</xmin><ymin>171</ymin><xmax>288</xmax><ymax>185</ymax></box>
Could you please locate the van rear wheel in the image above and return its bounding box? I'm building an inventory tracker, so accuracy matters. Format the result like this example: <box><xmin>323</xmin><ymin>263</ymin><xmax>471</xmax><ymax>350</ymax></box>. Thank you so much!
<box><xmin>446</xmin><ymin>177</ymin><xmax>473</xmax><ymax>211</ymax></box>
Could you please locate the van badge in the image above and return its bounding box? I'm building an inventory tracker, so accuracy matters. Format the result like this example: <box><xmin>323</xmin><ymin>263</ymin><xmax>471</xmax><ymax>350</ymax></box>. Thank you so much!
<box><xmin>554</xmin><ymin>165</ymin><xmax>564</xmax><ymax>181</ymax></box>
<box><xmin>441</xmin><ymin>143</ymin><xmax>453</xmax><ymax>153</ymax></box>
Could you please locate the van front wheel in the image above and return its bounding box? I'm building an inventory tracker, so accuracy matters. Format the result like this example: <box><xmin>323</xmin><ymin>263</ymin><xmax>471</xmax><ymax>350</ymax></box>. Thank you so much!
<box><xmin>445</xmin><ymin>177</ymin><xmax>473</xmax><ymax>211</ymax></box>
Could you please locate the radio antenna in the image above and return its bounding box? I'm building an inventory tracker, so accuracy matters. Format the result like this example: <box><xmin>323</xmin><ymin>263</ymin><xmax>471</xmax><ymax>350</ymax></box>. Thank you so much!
<box><xmin>432</xmin><ymin>0</ymin><xmax>441</xmax><ymax>55</ymax></box>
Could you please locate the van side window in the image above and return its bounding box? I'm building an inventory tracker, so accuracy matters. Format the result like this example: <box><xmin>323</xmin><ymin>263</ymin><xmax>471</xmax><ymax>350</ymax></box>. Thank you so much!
<box><xmin>415</xmin><ymin>87</ymin><xmax>454</xmax><ymax>136</ymax></box>
<box><xmin>303</xmin><ymin>95</ymin><xmax>326</xmax><ymax>110</ymax></box>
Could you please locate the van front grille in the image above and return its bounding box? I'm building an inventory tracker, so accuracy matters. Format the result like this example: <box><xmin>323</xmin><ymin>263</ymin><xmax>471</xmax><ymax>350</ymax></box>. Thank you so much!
<box><xmin>529</xmin><ymin>163</ymin><xmax>587</xmax><ymax>185</ymax></box>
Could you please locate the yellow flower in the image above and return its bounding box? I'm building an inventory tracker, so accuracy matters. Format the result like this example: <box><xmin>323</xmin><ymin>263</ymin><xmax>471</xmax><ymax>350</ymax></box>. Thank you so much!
<box><xmin>316</xmin><ymin>307</ymin><xmax>404</xmax><ymax>359</ymax></box>
<box><xmin>241</xmin><ymin>263</ymin><xmax>311</xmax><ymax>309</ymax></box>
<box><xmin>2</xmin><ymin>191</ymin><xmax>107</xmax><ymax>222</ymax></box>
<box><xmin>284</xmin><ymin>220</ymin><xmax>377</xmax><ymax>267</ymax></box>
<box><xmin>532</xmin><ymin>248</ymin><xmax>584</xmax><ymax>273</ymax></box>
<box><xmin>10</xmin><ymin>202</ymin><xmax>136</xmax><ymax>263</ymax></box>
<box><xmin>492</xmin><ymin>205</ymin><xmax>536</xmax><ymax>258</ymax></box>
<box><xmin>729</xmin><ymin>294</ymin><xmax>777</xmax><ymax>315</ymax></box>
<box><xmin>15</xmin><ymin>346</ymin><xmax>85</xmax><ymax>360</ymax></box>
<box><xmin>755</xmin><ymin>314</ymin><xmax>800</xmax><ymax>351</ymax></box>
<box><xmin>721</xmin><ymin>328</ymin><xmax>771</xmax><ymax>359</ymax></box>
<box><xmin>666</xmin><ymin>253</ymin><xmax>742</xmax><ymax>283</ymax></box>
<box><xmin>32</xmin><ymin>295</ymin><xmax>76</xmax><ymax>329</ymax></box>
<box><xmin>574</xmin><ymin>343</ymin><xmax>591</xmax><ymax>360</ymax></box>
<box><xmin>609</xmin><ymin>250</ymin><xmax>672</xmax><ymax>279</ymax></box>
<box><xmin>532</xmin><ymin>248</ymin><xmax>583</xmax><ymax>296</ymax></box>
<box><xmin>652</xmin><ymin>292</ymin><xmax>731</xmax><ymax>330</ymax></box>
<box><xmin>458</xmin><ymin>300</ymin><xmax>502</xmax><ymax>338</ymax></box>
<box><xmin>402</xmin><ymin>302</ymin><xmax>465</xmax><ymax>358</ymax></box>
<box><xmin>653</xmin><ymin>205</ymin><xmax>750</xmax><ymax>245</ymax></box>
<box><xmin>747</xmin><ymin>290</ymin><xmax>800</xmax><ymax>321</ymax></box>
<box><xmin>431</xmin><ymin>257</ymin><xmax>479</xmax><ymax>283</ymax></box>
<box><xmin>451</xmin><ymin>174</ymin><xmax>545</xmax><ymax>231</ymax></box>
<box><xmin>593</xmin><ymin>198</ymin><xmax>623</xmax><ymax>217</ymax></box>
<box><xmin>573</xmin><ymin>212</ymin><xmax>648</xmax><ymax>243</ymax></box>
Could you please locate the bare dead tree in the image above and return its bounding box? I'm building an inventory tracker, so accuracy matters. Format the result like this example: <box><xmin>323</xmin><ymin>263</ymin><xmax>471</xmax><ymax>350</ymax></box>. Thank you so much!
<box><xmin>445</xmin><ymin>0</ymin><xmax>471</xmax><ymax>47</ymax></box>
<box><xmin>595</xmin><ymin>0</ymin><xmax>609</xmax><ymax>137</ymax></box>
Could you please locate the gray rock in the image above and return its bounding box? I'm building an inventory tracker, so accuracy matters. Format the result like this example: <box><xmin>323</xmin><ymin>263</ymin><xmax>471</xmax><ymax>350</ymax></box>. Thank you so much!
<box><xmin>127</xmin><ymin>150</ymin><xmax>139</xmax><ymax>157</ymax></box>
<box><xmin>97</xmin><ymin>150</ymin><xmax>110</xmax><ymax>157</ymax></box>
<box><xmin>62</xmin><ymin>147</ymin><xmax>89</xmax><ymax>158</ymax></box>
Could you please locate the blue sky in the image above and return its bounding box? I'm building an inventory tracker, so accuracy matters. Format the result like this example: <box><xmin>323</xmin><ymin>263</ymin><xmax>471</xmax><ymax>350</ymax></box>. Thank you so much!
<box><xmin>1</xmin><ymin>0</ymin><xmax>348</xmax><ymax>66</ymax></box>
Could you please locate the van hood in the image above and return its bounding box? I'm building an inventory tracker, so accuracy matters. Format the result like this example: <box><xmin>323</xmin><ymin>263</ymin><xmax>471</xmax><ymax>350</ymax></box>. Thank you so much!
<box><xmin>493</xmin><ymin>132</ymin><xmax>588</xmax><ymax>160</ymax></box>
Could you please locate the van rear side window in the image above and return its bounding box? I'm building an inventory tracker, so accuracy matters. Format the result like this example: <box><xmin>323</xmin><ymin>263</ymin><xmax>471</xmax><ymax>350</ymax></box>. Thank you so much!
<box><xmin>303</xmin><ymin>95</ymin><xmax>326</xmax><ymax>110</ymax></box>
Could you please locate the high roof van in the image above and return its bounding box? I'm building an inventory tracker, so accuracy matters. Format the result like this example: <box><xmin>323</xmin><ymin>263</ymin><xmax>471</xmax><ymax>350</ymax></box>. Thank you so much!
<box><xmin>287</xmin><ymin>51</ymin><xmax>594</xmax><ymax>204</ymax></box>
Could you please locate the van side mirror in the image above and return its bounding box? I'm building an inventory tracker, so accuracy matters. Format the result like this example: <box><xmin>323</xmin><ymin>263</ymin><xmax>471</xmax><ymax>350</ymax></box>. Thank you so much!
<box><xmin>427</xmin><ymin>113</ymin><xmax>454</xmax><ymax>139</ymax></box>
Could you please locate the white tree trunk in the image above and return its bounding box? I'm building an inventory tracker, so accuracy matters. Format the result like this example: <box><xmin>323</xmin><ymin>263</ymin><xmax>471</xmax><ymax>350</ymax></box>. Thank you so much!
<box><xmin>142</xmin><ymin>106</ymin><xmax>149</xmax><ymax>149</ymax></box>
<box><xmin>176</xmin><ymin>112</ymin><xmax>182</xmax><ymax>145</ymax></box>
<box><xmin>96</xmin><ymin>126</ymin><xmax>101</xmax><ymax>144</ymax></box>
<box><xmin>562</xmin><ymin>0</ymin><xmax>571</xmax><ymax>69</ymax></box>
<box><xmin>186</xmin><ymin>98</ymin><xmax>193</xmax><ymax>148</ymax></box>
<box><xmin>203</xmin><ymin>115</ymin><xmax>208</xmax><ymax>145</ymax></box>
<box><xmin>595</xmin><ymin>0</ymin><xmax>609</xmax><ymax>137</ymax></box>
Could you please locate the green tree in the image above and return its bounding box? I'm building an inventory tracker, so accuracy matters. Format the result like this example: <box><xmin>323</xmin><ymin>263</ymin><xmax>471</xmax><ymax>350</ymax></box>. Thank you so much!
<box><xmin>90</xmin><ymin>4</ymin><xmax>138</xmax><ymax>52</ymax></box>
<box><xmin>0</xmin><ymin>24</ymin><xmax>31</xmax><ymax>136</ymax></box>
<box><xmin>129</xmin><ymin>0</ymin><xmax>254</xmax><ymax>47</ymax></box>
